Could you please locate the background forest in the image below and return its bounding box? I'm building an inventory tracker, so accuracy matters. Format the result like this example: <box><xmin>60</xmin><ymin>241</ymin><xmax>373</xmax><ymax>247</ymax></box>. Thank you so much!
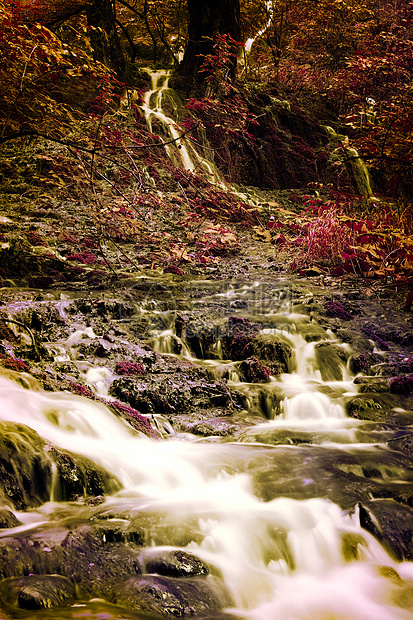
<box><xmin>1</xmin><ymin>0</ymin><xmax>413</xmax><ymax>284</ymax></box>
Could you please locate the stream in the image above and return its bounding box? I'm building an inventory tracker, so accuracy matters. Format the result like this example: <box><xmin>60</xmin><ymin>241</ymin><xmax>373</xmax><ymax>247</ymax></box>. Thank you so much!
<box><xmin>0</xmin><ymin>69</ymin><xmax>412</xmax><ymax>619</ymax></box>
<box><xmin>1</xmin><ymin>277</ymin><xmax>413</xmax><ymax>619</ymax></box>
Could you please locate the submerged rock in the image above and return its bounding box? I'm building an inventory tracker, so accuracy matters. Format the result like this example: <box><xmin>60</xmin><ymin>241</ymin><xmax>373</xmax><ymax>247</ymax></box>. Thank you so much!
<box><xmin>314</xmin><ymin>343</ymin><xmax>348</xmax><ymax>381</ymax></box>
<box><xmin>115</xmin><ymin>575</ymin><xmax>231</xmax><ymax>617</ymax></box>
<box><xmin>0</xmin><ymin>422</ymin><xmax>120</xmax><ymax>510</ymax></box>
<box><xmin>0</xmin><ymin>574</ymin><xmax>76</xmax><ymax>610</ymax></box>
<box><xmin>388</xmin><ymin>433</ymin><xmax>413</xmax><ymax>459</ymax></box>
<box><xmin>248</xmin><ymin>444</ymin><xmax>413</xmax><ymax>511</ymax></box>
<box><xmin>0</xmin><ymin>508</ymin><xmax>21</xmax><ymax>529</ymax></box>
<box><xmin>358</xmin><ymin>500</ymin><xmax>413</xmax><ymax>561</ymax></box>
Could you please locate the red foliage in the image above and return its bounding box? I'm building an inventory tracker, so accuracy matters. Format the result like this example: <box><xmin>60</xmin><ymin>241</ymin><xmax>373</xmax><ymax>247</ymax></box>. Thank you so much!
<box><xmin>115</xmin><ymin>361</ymin><xmax>146</xmax><ymax>376</ymax></box>
<box><xmin>0</xmin><ymin>353</ymin><xmax>30</xmax><ymax>372</ymax></box>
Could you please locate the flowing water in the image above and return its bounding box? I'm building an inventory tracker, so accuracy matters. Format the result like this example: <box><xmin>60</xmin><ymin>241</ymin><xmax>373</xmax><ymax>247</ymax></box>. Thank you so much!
<box><xmin>323</xmin><ymin>126</ymin><xmax>373</xmax><ymax>197</ymax></box>
<box><xmin>141</xmin><ymin>69</ymin><xmax>220</xmax><ymax>181</ymax></box>
<box><xmin>0</xmin><ymin>71</ymin><xmax>405</xmax><ymax>619</ymax></box>
<box><xmin>1</xmin><ymin>279</ymin><xmax>413</xmax><ymax>619</ymax></box>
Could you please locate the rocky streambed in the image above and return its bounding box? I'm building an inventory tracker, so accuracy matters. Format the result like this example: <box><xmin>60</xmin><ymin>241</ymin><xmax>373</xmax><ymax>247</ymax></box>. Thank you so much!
<box><xmin>0</xmin><ymin>268</ymin><xmax>413</xmax><ymax>619</ymax></box>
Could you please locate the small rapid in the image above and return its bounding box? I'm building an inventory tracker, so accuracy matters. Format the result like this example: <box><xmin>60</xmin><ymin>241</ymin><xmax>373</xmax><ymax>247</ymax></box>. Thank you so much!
<box><xmin>0</xmin><ymin>277</ymin><xmax>413</xmax><ymax>619</ymax></box>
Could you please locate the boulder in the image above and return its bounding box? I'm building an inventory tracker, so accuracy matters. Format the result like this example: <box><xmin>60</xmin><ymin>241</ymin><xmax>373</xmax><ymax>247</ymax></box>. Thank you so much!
<box><xmin>109</xmin><ymin>375</ymin><xmax>231</xmax><ymax>416</ymax></box>
<box><xmin>221</xmin><ymin>317</ymin><xmax>261</xmax><ymax>361</ymax></box>
<box><xmin>358</xmin><ymin>500</ymin><xmax>413</xmax><ymax>561</ymax></box>
<box><xmin>250</xmin><ymin>334</ymin><xmax>291</xmax><ymax>372</ymax></box>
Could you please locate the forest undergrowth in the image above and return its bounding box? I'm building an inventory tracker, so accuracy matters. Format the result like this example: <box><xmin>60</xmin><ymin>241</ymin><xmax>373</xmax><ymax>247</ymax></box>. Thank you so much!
<box><xmin>1</xmin><ymin>0</ymin><xmax>413</xmax><ymax>302</ymax></box>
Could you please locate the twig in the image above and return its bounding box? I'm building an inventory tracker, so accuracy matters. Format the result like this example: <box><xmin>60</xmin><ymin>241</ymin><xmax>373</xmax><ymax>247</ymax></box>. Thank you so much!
<box><xmin>2</xmin><ymin>318</ymin><xmax>39</xmax><ymax>358</ymax></box>
<box><xmin>20</xmin><ymin>45</ymin><xmax>38</xmax><ymax>91</ymax></box>
<box><xmin>96</xmin><ymin>238</ymin><xmax>119</xmax><ymax>278</ymax></box>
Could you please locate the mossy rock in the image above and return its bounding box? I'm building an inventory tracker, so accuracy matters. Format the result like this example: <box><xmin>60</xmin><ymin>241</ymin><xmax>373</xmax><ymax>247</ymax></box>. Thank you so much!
<box><xmin>0</xmin><ymin>421</ymin><xmax>120</xmax><ymax>510</ymax></box>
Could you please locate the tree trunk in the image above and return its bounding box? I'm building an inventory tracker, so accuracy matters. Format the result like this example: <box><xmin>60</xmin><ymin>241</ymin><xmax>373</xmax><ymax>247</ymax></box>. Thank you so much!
<box><xmin>175</xmin><ymin>0</ymin><xmax>241</xmax><ymax>95</ymax></box>
<box><xmin>85</xmin><ymin>0</ymin><xmax>125</xmax><ymax>78</ymax></box>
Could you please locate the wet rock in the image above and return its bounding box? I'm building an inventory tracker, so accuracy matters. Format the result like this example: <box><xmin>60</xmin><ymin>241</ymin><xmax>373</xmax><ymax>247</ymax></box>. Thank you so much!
<box><xmin>345</xmin><ymin>394</ymin><xmax>413</xmax><ymax>425</ymax></box>
<box><xmin>50</xmin><ymin>445</ymin><xmax>121</xmax><ymax>503</ymax></box>
<box><xmin>341</xmin><ymin>532</ymin><xmax>367</xmax><ymax>562</ymax></box>
<box><xmin>358</xmin><ymin>500</ymin><xmax>413</xmax><ymax>561</ymax></box>
<box><xmin>109</xmin><ymin>375</ymin><xmax>231</xmax><ymax>416</ymax></box>
<box><xmin>183</xmin><ymin>317</ymin><xmax>223</xmax><ymax>359</ymax></box>
<box><xmin>358</xmin><ymin>382</ymin><xmax>389</xmax><ymax>393</ymax></box>
<box><xmin>298</xmin><ymin>323</ymin><xmax>330</xmax><ymax>342</ymax></box>
<box><xmin>175</xmin><ymin>315</ymin><xmax>189</xmax><ymax>338</ymax></box>
<box><xmin>250</xmin><ymin>334</ymin><xmax>291</xmax><ymax>371</ymax></box>
<box><xmin>0</xmin><ymin>508</ymin><xmax>21</xmax><ymax>528</ymax></box>
<box><xmin>0</xmin><ymin>574</ymin><xmax>76</xmax><ymax>610</ymax></box>
<box><xmin>335</xmin><ymin>329</ymin><xmax>375</xmax><ymax>354</ymax></box>
<box><xmin>362</xmin><ymin>327</ymin><xmax>389</xmax><ymax>351</ymax></box>
<box><xmin>314</xmin><ymin>343</ymin><xmax>348</xmax><ymax>381</ymax></box>
<box><xmin>0</xmin><ymin>422</ymin><xmax>120</xmax><ymax>510</ymax></box>
<box><xmin>89</xmin><ymin>520</ymin><xmax>145</xmax><ymax>547</ymax></box>
<box><xmin>126</xmin><ymin>511</ymin><xmax>206</xmax><ymax>548</ymax></box>
<box><xmin>94</xmin><ymin>339</ymin><xmax>119</xmax><ymax>357</ymax></box>
<box><xmin>221</xmin><ymin>317</ymin><xmax>261</xmax><ymax>361</ymax></box>
<box><xmin>349</xmin><ymin>354</ymin><xmax>370</xmax><ymax>374</ymax></box>
<box><xmin>0</xmin><ymin>522</ymin><xmax>145</xmax><ymax>599</ymax></box>
<box><xmin>142</xmin><ymin>549</ymin><xmax>209</xmax><ymax>577</ymax></box>
<box><xmin>85</xmin><ymin>494</ymin><xmax>106</xmax><ymax>506</ymax></box>
<box><xmin>345</xmin><ymin>396</ymin><xmax>385</xmax><ymax>421</ymax></box>
<box><xmin>115</xmin><ymin>575</ymin><xmax>231</xmax><ymax>617</ymax></box>
<box><xmin>238</xmin><ymin>357</ymin><xmax>270</xmax><ymax>383</ymax></box>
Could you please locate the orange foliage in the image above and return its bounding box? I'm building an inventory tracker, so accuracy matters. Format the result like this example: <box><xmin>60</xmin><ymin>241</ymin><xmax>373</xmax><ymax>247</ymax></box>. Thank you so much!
<box><xmin>0</xmin><ymin>0</ymin><xmax>118</xmax><ymax>144</ymax></box>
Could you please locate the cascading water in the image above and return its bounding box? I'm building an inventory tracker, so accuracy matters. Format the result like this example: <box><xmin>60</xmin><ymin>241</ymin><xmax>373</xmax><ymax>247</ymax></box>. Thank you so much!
<box><xmin>244</xmin><ymin>0</ymin><xmax>274</xmax><ymax>55</ymax></box>
<box><xmin>324</xmin><ymin>126</ymin><xmax>373</xmax><ymax>197</ymax></box>
<box><xmin>141</xmin><ymin>69</ymin><xmax>220</xmax><ymax>181</ymax></box>
<box><xmin>1</xmin><ymin>280</ymin><xmax>413</xmax><ymax>619</ymax></box>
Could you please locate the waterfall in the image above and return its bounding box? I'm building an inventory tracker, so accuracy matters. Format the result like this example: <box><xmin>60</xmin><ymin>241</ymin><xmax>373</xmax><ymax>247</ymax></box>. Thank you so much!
<box><xmin>141</xmin><ymin>69</ymin><xmax>221</xmax><ymax>181</ymax></box>
<box><xmin>244</xmin><ymin>0</ymin><xmax>274</xmax><ymax>55</ymax></box>
<box><xmin>324</xmin><ymin>126</ymin><xmax>373</xmax><ymax>197</ymax></box>
<box><xmin>345</xmin><ymin>146</ymin><xmax>373</xmax><ymax>197</ymax></box>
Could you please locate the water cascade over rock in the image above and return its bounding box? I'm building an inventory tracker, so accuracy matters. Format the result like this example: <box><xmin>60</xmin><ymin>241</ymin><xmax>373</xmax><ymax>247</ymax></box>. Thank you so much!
<box><xmin>324</xmin><ymin>126</ymin><xmax>373</xmax><ymax>197</ymax></box>
<box><xmin>1</xmin><ymin>278</ymin><xmax>413</xmax><ymax>619</ymax></box>
<box><xmin>141</xmin><ymin>69</ymin><xmax>221</xmax><ymax>182</ymax></box>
